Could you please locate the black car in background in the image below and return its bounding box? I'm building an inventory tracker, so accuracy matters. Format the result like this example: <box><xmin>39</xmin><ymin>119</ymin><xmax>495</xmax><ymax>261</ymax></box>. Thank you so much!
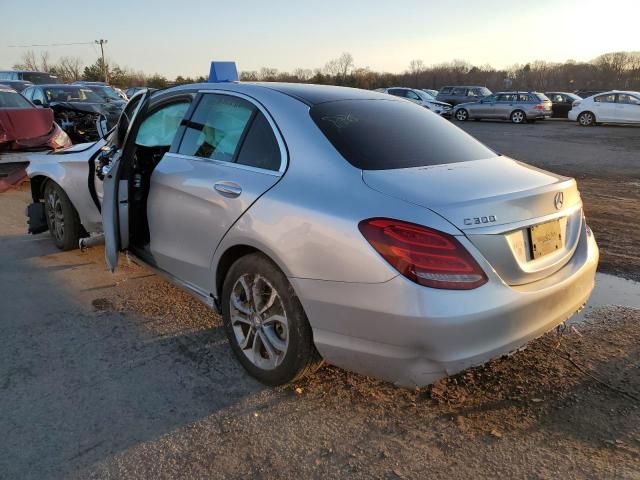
<box><xmin>0</xmin><ymin>70</ymin><xmax>61</xmax><ymax>84</ymax></box>
<box><xmin>21</xmin><ymin>84</ymin><xmax>123</xmax><ymax>143</ymax></box>
<box><xmin>436</xmin><ymin>85</ymin><xmax>492</xmax><ymax>106</ymax></box>
<box><xmin>545</xmin><ymin>92</ymin><xmax>582</xmax><ymax>118</ymax></box>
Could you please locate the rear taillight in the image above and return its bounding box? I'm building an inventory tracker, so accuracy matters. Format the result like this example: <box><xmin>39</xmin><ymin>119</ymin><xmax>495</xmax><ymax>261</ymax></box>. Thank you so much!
<box><xmin>533</xmin><ymin>103</ymin><xmax>546</xmax><ymax>110</ymax></box>
<box><xmin>572</xmin><ymin>100</ymin><xmax>581</xmax><ymax>107</ymax></box>
<box><xmin>359</xmin><ymin>218</ymin><xmax>488</xmax><ymax>290</ymax></box>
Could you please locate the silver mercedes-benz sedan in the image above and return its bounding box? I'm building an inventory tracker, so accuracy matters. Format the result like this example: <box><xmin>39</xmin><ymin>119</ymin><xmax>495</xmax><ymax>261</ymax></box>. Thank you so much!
<box><xmin>32</xmin><ymin>81</ymin><xmax>598</xmax><ymax>388</ymax></box>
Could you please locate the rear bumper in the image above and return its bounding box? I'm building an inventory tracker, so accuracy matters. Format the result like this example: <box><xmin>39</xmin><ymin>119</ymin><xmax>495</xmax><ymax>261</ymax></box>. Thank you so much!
<box><xmin>292</xmin><ymin>224</ymin><xmax>598</xmax><ymax>387</ymax></box>
<box><xmin>568</xmin><ymin>110</ymin><xmax>578</xmax><ymax>121</ymax></box>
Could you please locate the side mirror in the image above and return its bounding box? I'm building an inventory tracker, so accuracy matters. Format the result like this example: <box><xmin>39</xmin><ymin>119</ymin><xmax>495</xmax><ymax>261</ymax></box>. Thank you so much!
<box><xmin>32</xmin><ymin>99</ymin><xmax>43</xmax><ymax>106</ymax></box>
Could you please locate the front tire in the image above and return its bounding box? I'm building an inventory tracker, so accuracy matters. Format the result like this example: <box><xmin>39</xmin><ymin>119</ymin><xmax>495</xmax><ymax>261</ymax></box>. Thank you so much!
<box><xmin>455</xmin><ymin>109</ymin><xmax>469</xmax><ymax>121</ymax></box>
<box><xmin>221</xmin><ymin>253</ymin><xmax>321</xmax><ymax>385</ymax></box>
<box><xmin>43</xmin><ymin>181</ymin><xmax>83</xmax><ymax>251</ymax></box>
<box><xmin>578</xmin><ymin>111</ymin><xmax>595</xmax><ymax>126</ymax></box>
<box><xmin>510</xmin><ymin>110</ymin><xmax>526</xmax><ymax>124</ymax></box>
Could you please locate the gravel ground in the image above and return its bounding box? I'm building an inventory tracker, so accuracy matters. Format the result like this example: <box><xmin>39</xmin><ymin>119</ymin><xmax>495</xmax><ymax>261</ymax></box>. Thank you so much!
<box><xmin>1</xmin><ymin>120</ymin><xmax>639</xmax><ymax>479</ymax></box>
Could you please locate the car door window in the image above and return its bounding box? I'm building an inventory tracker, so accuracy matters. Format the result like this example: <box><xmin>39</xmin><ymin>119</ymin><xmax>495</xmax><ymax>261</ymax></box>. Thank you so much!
<box><xmin>179</xmin><ymin>94</ymin><xmax>255</xmax><ymax>162</ymax></box>
<box><xmin>452</xmin><ymin>88</ymin><xmax>467</xmax><ymax>96</ymax></box>
<box><xmin>135</xmin><ymin>102</ymin><xmax>190</xmax><ymax>147</ymax></box>
<box><xmin>31</xmin><ymin>88</ymin><xmax>46</xmax><ymax>104</ymax></box>
<box><xmin>387</xmin><ymin>89</ymin><xmax>406</xmax><ymax>98</ymax></box>
<box><xmin>594</xmin><ymin>94</ymin><xmax>616</xmax><ymax>103</ymax></box>
<box><xmin>405</xmin><ymin>90</ymin><xmax>421</xmax><ymax>100</ymax></box>
<box><xmin>235</xmin><ymin>112</ymin><xmax>281</xmax><ymax>171</ymax></box>
<box><xmin>617</xmin><ymin>94</ymin><xmax>640</xmax><ymax>105</ymax></box>
<box><xmin>440</xmin><ymin>87</ymin><xmax>452</xmax><ymax>94</ymax></box>
<box><xmin>21</xmin><ymin>87</ymin><xmax>33</xmax><ymax>100</ymax></box>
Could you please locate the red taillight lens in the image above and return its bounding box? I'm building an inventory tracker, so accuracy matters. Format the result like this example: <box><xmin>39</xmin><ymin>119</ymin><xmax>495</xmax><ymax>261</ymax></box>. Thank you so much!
<box><xmin>359</xmin><ymin>218</ymin><xmax>488</xmax><ymax>290</ymax></box>
<box><xmin>533</xmin><ymin>103</ymin><xmax>546</xmax><ymax>110</ymax></box>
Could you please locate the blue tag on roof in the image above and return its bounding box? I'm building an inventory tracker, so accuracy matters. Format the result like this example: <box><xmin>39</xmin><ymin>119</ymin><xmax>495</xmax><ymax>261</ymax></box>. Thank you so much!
<box><xmin>208</xmin><ymin>61</ymin><xmax>239</xmax><ymax>82</ymax></box>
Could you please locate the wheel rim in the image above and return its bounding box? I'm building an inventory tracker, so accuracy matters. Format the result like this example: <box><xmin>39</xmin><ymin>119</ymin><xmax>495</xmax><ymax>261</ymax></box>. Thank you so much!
<box><xmin>229</xmin><ymin>274</ymin><xmax>289</xmax><ymax>370</ymax></box>
<box><xmin>512</xmin><ymin>111</ymin><xmax>524</xmax><ymax>123</ymax></box>
<box><xmin>456</xmin><ymin>110</ymin><xmax>467</xmax><ymax>120</ymax></box>
<box><xmin>580</xmin><ymin>113</ymin><xmax>592</xmax><ymax>125</ymax></box>
<box><xmin>46</xmin><ymin>189</ymin><xmax>64</xmax><ymax>242</ymax></box>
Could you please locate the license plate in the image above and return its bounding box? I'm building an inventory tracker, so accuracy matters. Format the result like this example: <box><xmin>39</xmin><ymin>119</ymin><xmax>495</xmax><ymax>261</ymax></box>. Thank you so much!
<box><xmin>530</xmin><ymin>219</ymin><xmax>562</xmax><ymax>259</ymax></box>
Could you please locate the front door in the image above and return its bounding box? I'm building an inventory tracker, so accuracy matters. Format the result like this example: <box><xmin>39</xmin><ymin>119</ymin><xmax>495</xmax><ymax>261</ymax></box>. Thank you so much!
<box><xmin>592</xmin><ymin>93</ymin><xmax>617</xmax><ymax>121</ymax></box>
<box><xmin>146</xmin><ymin>92</ymin><xmax>286</xmax><ymax>292</ymax></box>
<box><xmin>615</xmin><ymin>93</ymin><xmax>640</xmax><ymax>123</ymax></box>
<box><xmin>102</xmin><ymin>90</ymin><xmax>151</xmax><ymax>271</ymax></box>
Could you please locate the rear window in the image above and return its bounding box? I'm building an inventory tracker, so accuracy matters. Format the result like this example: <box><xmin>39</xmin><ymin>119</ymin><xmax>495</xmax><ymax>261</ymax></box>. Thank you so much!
<box><xmin>535</xmin><ymin>93</ymin><xmax>550</xmax><ymax>101</ymax></box>
<box><xmin>310</xmin><ymin>99</ymin><xmax>495</xmax><ymax>170</ymax></box>
<box><xmin>439</xmin><ymin>87</ymin><xmax>452</xmax><ymax>94</ymax></box>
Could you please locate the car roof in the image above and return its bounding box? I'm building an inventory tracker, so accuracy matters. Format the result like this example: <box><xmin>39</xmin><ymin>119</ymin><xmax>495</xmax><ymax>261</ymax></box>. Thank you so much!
<box><xmin>165</xmin><ymin>81</ymin><xmax>387</xmax><ymax>106</ymax></box>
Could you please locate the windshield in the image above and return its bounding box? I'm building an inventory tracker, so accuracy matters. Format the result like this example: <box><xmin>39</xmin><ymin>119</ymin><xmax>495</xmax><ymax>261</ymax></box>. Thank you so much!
<box><xmin>310</xmin><ymin>99</ymin><xmax>494</xmax><ymax>170</ymax></box>
<box><xmin>0</xmin><ymin>88</ymin><xmax>33</xmax><ymax>108</ymax></box>
<box><xmin>91</xmin><ymin>86</ymin><xmax>122</xmax><ymax>101</ymax></box>
<box><xmin>43</xmin><ymin>87</ymin><xmax>104</xmax><ymax>103</ymax></box>
<box><xmin>416</xmin><ymin>90</ymin><xmax>435</xmax><ymax>101</ymax></box>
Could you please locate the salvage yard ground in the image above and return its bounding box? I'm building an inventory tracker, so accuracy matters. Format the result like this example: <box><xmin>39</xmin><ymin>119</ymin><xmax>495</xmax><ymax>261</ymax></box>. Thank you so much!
<box><xmin>1</xmin><ymin>120</ymin><xmax>639</xmax><ymax>479</ymax></box>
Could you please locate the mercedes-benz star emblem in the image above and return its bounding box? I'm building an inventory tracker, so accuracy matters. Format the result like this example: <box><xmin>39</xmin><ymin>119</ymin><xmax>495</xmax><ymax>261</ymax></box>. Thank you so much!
<box><xmin>554</xmin><ymin>192</ymin><xmax>564</xmax><ymax>210</ymax></box>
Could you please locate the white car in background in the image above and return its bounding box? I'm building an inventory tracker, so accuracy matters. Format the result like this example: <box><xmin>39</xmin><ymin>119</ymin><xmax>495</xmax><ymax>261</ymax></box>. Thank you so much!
<box><xmin>569</xmin><ymin>90</ymin><xmax>640</xmax><ymax>126</ymax></box>
<box><xmin>376</xmin><ymin>87</ymin><xmax>452</xmax><ymax>117</ymax></box>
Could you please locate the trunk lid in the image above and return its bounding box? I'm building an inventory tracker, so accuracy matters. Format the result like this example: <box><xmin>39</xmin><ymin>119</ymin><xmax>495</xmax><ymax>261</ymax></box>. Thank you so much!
<box><xmin>362</xmin><ymin>156</ymin><xmax>583</xmax><ymax>285</ymax></box>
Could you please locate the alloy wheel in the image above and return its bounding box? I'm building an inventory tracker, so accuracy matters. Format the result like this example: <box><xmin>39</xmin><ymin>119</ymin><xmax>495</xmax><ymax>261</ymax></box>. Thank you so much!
<box><xmin>579</xmin><ymin>112</ymin><xmax>594</xmax><ymax>126</ymax></box>
<box><xmin>229</xmin><ymin>274</ymin><xmax>289</xmax><ymax>370</ymax></box>
<box><xmin>46</xmin><ymin>189</ymin><xmax>65</xmax><ymax>242</ymax></box>
<box><xmin>456</xmin><ymin>109</ymin><xmax>468</xmax><ymax>121</ymax></box>
<box><xmin>511</xmin><ymin>111</ymin><xmax>525</xmax><ymax>124</ymax></box>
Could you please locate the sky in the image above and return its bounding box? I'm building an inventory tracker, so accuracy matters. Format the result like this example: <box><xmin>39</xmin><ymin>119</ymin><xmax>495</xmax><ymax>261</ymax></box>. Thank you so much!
<box><xmin>1</xmin><ymin>0</ymin><xmax>638</xmax><ymax>78</ymax></box>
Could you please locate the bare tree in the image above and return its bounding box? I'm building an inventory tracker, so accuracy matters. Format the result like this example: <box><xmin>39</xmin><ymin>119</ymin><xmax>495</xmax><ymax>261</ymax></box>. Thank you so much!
<box><xmin>57</xmin><ymin>56</ymin><xmax>84</xmax><ymax>82</ymax></box>
<box><xmin>13</xmin><ymin>50</ymin><xmax>39</xmax><ymax>71</ymax></box>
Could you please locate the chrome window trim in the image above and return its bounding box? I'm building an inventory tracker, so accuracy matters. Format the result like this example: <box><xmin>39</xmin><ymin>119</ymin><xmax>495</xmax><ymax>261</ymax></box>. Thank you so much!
<box><xmin>168</xmin><ymin>152</ymin><xmax>283</xmax><ymax>177</ymax></box>
<box><xmin>185</xmin><ymin>88</ymin><xmax>288</xmax><ymax>175</ymax></box>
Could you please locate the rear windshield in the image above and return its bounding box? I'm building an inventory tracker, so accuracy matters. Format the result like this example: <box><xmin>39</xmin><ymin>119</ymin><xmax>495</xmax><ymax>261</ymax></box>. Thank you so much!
<box><xmin>0</xmin><ymin>89</ymin><xmax>33</xmax><ymax>108</ymax></box>
<box><xmin>310</xmin><ymin>99</ymin><xmax>494</xmax><ymax>170</ymax></box>
<box><xmin>535</xmin><ymin>93</ymin><xmax>550</xmax><ymax>101</ymax></box>
<box><xmin>22</xmin><ymin>72</ymin><xmax>60</xmax><ymax>84</ymax></box>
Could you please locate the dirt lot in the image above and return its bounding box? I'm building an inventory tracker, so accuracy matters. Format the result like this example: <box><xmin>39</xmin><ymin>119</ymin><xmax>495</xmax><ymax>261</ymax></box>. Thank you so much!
<box><xmin>459</xmin><ymin>120</ymin><xmax>640</xmax><ymax>282</ymax></box>
<box><xmin>1</xmin><ymin>121</ymin><xmax>639</xmax><ymax>479</ymax></box>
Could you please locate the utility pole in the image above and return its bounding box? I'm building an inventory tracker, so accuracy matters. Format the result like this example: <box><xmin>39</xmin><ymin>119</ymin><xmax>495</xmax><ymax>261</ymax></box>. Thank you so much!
<box><xmin>95</xmin><ymin>39</ymin><xmax>108</xmax><ymax>83</ymax></box>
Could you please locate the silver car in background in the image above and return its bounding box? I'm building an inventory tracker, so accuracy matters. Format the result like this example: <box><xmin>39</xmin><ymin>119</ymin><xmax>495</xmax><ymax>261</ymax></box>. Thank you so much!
<box><xmin>376</xmin><ymin>87</ymin><xmax>452</xmax><ymax>117</ymax></box>
<box><xmin>454</xmin><ymin>91</ymin><xmax>553</xmax><ymax>123</ymax></box>
<box><xmin>27</xmin><ymin>83</ymin><xmax>598</xmax><ymax>388</ymax></box>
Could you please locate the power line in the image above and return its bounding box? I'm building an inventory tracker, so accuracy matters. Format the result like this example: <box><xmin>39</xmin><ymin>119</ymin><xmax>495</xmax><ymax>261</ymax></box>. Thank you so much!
<box><xmin>7</xmin><ymin>42</ymin><xmax>95</xmax><ymax>48</ymax></box>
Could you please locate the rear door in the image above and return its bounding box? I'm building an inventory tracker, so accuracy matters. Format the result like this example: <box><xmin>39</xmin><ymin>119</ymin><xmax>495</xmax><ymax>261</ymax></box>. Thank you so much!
<box><xmin>102</xmin><ymin>90</ymin><xmax>151</xmax><ymax>271</ymax></box>
<box><xmin>592</xmin><ymin>93</ymin><xmax>616</xmax><ymax>121</ymax></box>
<box><xmin>146</xmin><ymin>91</ymin><xmax>287</xmax><ymax>291</ymax></box>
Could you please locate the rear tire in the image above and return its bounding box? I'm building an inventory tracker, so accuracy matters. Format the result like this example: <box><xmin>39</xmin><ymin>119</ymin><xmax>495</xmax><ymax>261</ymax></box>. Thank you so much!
<box><xmin>455</xmin><ymin>109</ymin><xmax>469</xmax><ymax>121</ymax></box>
<box><xmin>578</xmin><ymin>111</ymin><xmax>595</xmax><ymax>126</ymax></box>
<box><xmin>510</xmin><ymin>110</ymin><xmax>526</xmax><ymax>124</ymax></box>
<box><xmin>43</xmin><ymin>181</ymin><xmax>83</xmax><ymax>251</ymax></box>
<box><xmin>221</xmin><ymin>253</ymin><xmax>321</xmax><ymax>385</ymax></box>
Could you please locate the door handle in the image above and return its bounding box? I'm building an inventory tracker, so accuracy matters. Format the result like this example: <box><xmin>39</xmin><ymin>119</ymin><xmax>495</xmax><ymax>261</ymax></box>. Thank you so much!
<box><xmin>214</xmin><ymin>182</ymin><xmax>242</xmax><ymax>198</ymax></box>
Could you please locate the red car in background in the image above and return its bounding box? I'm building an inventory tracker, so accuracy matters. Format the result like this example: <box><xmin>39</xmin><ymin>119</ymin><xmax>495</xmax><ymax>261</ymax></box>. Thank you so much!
<box><xmin>0</xmin><ymin>86</ymin><xmax>71</xmax><ymax>151</ymax></box>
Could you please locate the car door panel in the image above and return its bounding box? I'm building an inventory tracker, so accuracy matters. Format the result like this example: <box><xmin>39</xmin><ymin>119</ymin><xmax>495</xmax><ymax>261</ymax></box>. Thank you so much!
<box><xmin>148</xmin><ymin>154</ymin><xmax>281</xmax><ymax>291</ymax></box>
<box><xmin>102</xmin><ymin>90</ymin><xmax>152</xmax><ymax>271</ymax></box>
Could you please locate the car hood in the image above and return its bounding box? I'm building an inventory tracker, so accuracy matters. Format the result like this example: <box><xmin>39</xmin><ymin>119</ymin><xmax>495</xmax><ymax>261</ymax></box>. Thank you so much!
<box><xmin>50</xmin><ymin>101</ymin><xmax>121</xmax><ymax>117</ymax></box>
<box><xmin>427</xmin><ymin>100</ymin><xmax>452</xmax><ymax>107</ymax></box>
<box><xmin>361</xmin><ymin>156</ymin><xmax>579</xmax><ymax>231</ymax></box>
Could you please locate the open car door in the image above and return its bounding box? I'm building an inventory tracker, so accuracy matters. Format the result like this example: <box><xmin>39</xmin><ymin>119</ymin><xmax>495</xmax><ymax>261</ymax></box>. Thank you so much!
<box><xmin>102</xmin><ymin>89</ymin><xmax>152</xmax><ymax>272</ymax></box>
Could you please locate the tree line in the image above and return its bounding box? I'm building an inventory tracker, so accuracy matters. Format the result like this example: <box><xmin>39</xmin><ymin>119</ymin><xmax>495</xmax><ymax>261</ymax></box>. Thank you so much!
<box><xmin>13</xmin><ymin>50</ymin><xmax>640</xmax><ymax>92</ymax></box>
